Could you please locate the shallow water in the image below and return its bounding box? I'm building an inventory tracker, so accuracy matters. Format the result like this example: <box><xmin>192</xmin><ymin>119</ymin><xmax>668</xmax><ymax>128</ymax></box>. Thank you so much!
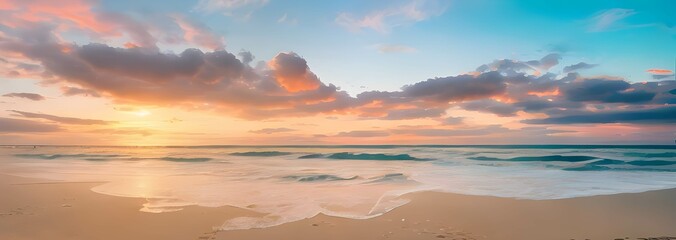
<box><xmin>1</xmin><ymin>145</ymin><xmax>675</xmax><ymax>229</ymax></box>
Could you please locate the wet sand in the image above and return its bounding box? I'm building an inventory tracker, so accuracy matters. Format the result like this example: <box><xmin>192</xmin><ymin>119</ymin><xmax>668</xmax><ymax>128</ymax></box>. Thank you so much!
<box><xmin>1</xmin><ymin>174</ymin><xmax>675</xmax><ymax>240</ymax></box>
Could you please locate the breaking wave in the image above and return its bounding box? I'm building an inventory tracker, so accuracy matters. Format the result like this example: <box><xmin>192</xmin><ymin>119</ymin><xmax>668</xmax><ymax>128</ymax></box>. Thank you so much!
<box><xmin>300</xmin><ymin>152</ymin><xmax>428</xmax><ymax>161</ymax></box>
<box><xmin>230</xmin><ymin>151</ymin><xmax>292</xmax><ymax>157</ymax></box>
<box><xmin>469</xmin><ymin>155</ymin><xmax>599</xmax><ymax>162</ymax></box>
<box><xmin>282</xmin><ymin>174</ymin><xmax>358</xmax><ymax>182</ymax></box>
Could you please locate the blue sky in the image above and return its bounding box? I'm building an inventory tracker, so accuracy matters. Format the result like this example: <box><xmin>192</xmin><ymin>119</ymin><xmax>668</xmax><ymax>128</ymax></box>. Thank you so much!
<box><xmin>94</xmin><ymin>0</ymin><xmax>675</xmax><ymax>94</ymax></box>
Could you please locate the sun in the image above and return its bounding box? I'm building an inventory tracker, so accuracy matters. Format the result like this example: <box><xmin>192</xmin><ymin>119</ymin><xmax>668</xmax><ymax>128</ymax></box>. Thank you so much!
<box><xmin>134</xmin><ymin>110</ymin><xmax>151</xmax><ymax>117</ymax></box>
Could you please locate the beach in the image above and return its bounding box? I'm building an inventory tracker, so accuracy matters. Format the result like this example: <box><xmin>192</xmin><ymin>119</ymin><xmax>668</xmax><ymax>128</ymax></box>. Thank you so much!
<box><xmin>2</xmin><ymin>173</ymin><xmax>675</xmax><ymax>240</ymax></box>
<box><xmin>2</xmin><ymin>0</ymin><xmax>675</xmax><ymax>238</ymax></box>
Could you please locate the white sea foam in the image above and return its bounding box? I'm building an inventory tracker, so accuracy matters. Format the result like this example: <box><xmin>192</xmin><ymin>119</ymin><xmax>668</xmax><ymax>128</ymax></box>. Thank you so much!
<box><xmin>1</xmin><ymin>146</ymin><xmax>675</xmax><ymax>229</ymax></box>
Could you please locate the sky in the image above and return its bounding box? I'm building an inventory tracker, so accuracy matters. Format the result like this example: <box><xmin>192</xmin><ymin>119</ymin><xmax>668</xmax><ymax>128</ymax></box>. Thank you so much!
<box><xmin>0</xmin><ymin>0</ymin><xmax>674</xmax><ymax>145</ymax></box>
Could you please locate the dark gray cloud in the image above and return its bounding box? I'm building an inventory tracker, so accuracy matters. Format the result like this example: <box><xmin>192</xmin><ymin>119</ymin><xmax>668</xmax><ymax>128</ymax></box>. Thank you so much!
<box><xmin>514</xmin><ymin>99</ymin><xmax>583</xmax><ymax>112</ymax></box>
<box><xmin>249</xmin><ymin>128</ymin><xmax>296</xmax><ymax>134</ymax></box>
<box><xmin>563</xmin><ymin>62</ymin><xmax>598</xmax><ymax>73</ymax></box>
<box><xmin>2</xmin><ymin>92</ymin><xmax>45</xmax><ymax>101</ymax></box>
<box><xmin>652</xmin><ymin>74</ymin><xmax>674</xmax><ymax>80</ymax></box>
<box><xmin>562</xmin><ymin>79</ymin><xmax>655</xmax><ymax>103</ymax></box>
<box><xmin>238</xmin><ymin>50</ymin><xmax>255</xmax><ymax>64</ymax></box>
<box><xmin>61</xmin><ymin>87</ymin><xmax>101</xmax><ymax>97</ymax></box>
<box><xmin>441</xmin><ymin>117</ymin><xmax>463</xmax><ymax>125</ymax></box>
<box><xmin>523</xmin><ymin>107</ymin><xmax>676</xmax><ymax>124</ymax></box>
<box><xmin>476</xmin><ymin>54</ymin><xmax>561</xmax><ymax>74</ymax></box>
<box><xmin>76</xmin><ymin>43</ymin><xmax>216</xmax><ymax>82</ymax></box>
<box><xmin>462</xmin><ymin>100</ymin><xmax>519</xmax><ymax>117</ymax></box>
<box><xmin>9</xmin><ymin>110</ymin><xmax>114</xmax><ymax>125</ymax></box>
<box><xmin>401</xmin><ymin>71</ymin><xmax>506</xmax><ymax>102</ymax></box>
<box><xmin>384</xmin><ymin>108</ymin><xmax>446</xmax><ymax>120</ymax></box>
<box><xmin>0</xmin><ymin>117</ymin><xmax>61</xmax><ymax>132</ymax></box>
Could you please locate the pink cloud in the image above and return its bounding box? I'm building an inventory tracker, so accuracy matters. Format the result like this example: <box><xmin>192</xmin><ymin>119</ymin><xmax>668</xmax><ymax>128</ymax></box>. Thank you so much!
<box><xmin>646</xmin><ymin>68</ymin><xmax>673</xmax><ymax>75</ymax></box>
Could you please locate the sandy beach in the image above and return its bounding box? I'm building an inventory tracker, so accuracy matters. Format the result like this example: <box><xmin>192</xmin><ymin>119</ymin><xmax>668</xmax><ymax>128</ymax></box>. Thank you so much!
<box><xmin>2</xmin><ymin>0</ymin><xmax>675</xmax><ymax>238</ymax></box>
<box><xmin>1</xmin><ymin>174</ymin><xmax>675</xmax><ymax>240</ymax></box>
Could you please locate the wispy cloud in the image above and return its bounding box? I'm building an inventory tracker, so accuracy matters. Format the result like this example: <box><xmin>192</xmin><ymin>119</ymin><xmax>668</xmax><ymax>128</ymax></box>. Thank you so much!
<box><xmin>2</xmin><ymin>93</ymin><xmax>45</xmax><ymax>101</ymax></box>
<box><xmin>589</xmin><ymin>8</ymin><xmax>636</xmax><ymax>31</ymax></box>
<box><xmin>441</xmin><ymin>117</ymin><xmax>463</xmax><ymax>125</ymax></box>
<box><xmin>0</xmin><ymin>0</ymin><xmax>226</xmax><ymax>50</ymax></box>
<box><xmin>277</xmin><ymin>13</ymin><xmax>298</xmax><ymax>25</ymax></box>
<box><xmin>646</xmin><ymin>69</ymin><xmax>673</xmax><ymax>75</ymax></box>
<box><xmin>563</xmin><ymin>62</ymin><xmax>598</xmax><ymax>73</ymax></box>
<box><xmin>249</xmin><ymin>128</ymin><xmax>296</xmax><ymax>134</ymax></box>
<box><xmin>9</xmin><ymin>110</ymin><xmax>115</xmax><ymax>125</ymax></box>
<box><xmin>335</xmin><ymin>130</ymin><xmax>390</xmax><ymax>137</ymax></box>
<box><xmin>89</xmin><ymin>128</ymin><xmax>155</xmax><ymax>136</ymax></box>
<box><xmin>523</xmin><ymin>107</ymin><xmax>676</xmax><ymax>124</ymax></box>
<box><xmin>0</xmin><ymin>117</ymin><xmax>61</xmax><ymax>133</ymax></box>
<box><xmin>336</xmin><ymin>0</ymin><xmax>449</xmax><ymax>33</ymax></box>
<box><xmin>61</xmin><ymin>87</ymin><xmax>101</xmax><ymax>98</ymax></box>
<box><xmin>647</xmin><ymin>68</ymin><xmax>675</xmax><ymax>80</ymax></box>
<box><xmin>587</xmin><ymin>8</ymin><xmax>655</xmax><ymax>32</ymax></box>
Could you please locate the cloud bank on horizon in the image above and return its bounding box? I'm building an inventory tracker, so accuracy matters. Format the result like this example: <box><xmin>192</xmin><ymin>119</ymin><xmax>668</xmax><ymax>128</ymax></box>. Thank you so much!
<box><xmin>0</xmin><ymin>0</ymin><xmax>674</xmax><ymax>145</ymax></box>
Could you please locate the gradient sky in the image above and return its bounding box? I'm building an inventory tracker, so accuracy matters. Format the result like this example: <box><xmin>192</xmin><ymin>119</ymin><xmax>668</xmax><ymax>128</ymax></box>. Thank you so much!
<box><xmin>0</xmin><ymin>0</ymin><xmax>674</xmax><ymax>145</ymax></box>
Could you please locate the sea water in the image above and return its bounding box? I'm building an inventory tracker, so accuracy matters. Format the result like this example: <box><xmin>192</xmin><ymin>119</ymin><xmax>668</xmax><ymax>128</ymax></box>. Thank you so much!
<box><xmin>1</xmin><ymin>145</ymin><xmax>675</xmax><ymax>229</ymax></box>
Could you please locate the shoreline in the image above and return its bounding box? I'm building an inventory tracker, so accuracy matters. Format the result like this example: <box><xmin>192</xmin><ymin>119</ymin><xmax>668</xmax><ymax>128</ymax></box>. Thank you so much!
<box><xmin>1</xmin><ymin>174</ymin><xmax>675</xmax><ymax>240</ymax></box>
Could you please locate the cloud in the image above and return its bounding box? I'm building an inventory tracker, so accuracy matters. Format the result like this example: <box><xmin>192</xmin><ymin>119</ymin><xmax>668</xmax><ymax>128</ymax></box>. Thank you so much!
<box><xmin>476</xmin><ymin>53</ymin><xmax>561</xmax><ymax>74</ymax></box>
<box><xmin>401</xmin><ymin>71</ymin><xmax>506</xmax><ymax>102</ymax></box>
<box><xmin>267</xmin><ymin>52</ymin><xmax>322</xmax><ymax>92</ymax></box>
<box><xmin>588</xmin><ymin>8</ymin><xmax>636</xmax><ymax>32</ymax></box>
<box><xmin>523</xmin><ymin>107</ymin><xmax>676</xmax><ymax>124</ymax></box>
<box><xmin>238</xmin><ymin>50</ymin><xmax>255</xmax><ymax>64</ymax></box>
<box><xmin>646</xmin><ymin>69</ymin><xmax>674</xmax><ymax>80</ymax></box>
<box><xmin>249</xmin><ymin>128</ymin><xmax>296</xmax><ymax>134</ymax></box>
<box><xmin>462</xmin><ymin>100</ymin><xmax>519</xmax><ymax>117</ymax></box>
<box><xmin>441</xmin><ymin>117</ymin><xmax>463</xmax><ymax>125</ymax></box>
<box><xmin>646</xmin><ymin>69</ymin><xmax>673</xmax><ymax>75</ymax></box>
<box><xmin>61</xmin><ymin>87</ymin><xmax>101</xmax><ymax>97</ymax></box>
<box><xmin>0</xmin><ymin>117</ymin><xmax>61</xmax><ymax>132</ymax></box>
<box><xmin>335</xmin><ymin>130</ymin><xmax>390</xmax><ymax>137</ymax></box>
<box><xmin>375</xmin><ymin>44</ymin><xmax>417</xmax><ymax>53</ymax></box>
<box><xmin>0</xmin><ymin>25</ymin><xmax>352</xmax><ymax>119</ymax></box>
<box><xmin>562</xmin><ymin>78</ymin><xmax>655</xmax><ymax>103</ymax></box>
<box><xmin>2</xmin><ymin>92</ymin><xmax>45</xmax><ymax>101</ymax></box>
<box><xmin>336</xmin><ymin>0</ymin><xmax>449</xmax><ymax>33</ymax></box>
<box><xmin>0</xmin><ymin>0</ymin><xmax>226</xmax><ymax>51</ymax></box>
<box><xmin>277</xmin><ymin>13</ymin><xmax>297</xmax><ymax>25</ymax></box>
<box><xmin>652</xmin><ymin>74</ymin><xmax>675</xmax><ymax>80</ymax></box>
<box><xmin>384</xmin><ymin>108</ymin><xmax>445</xmax><ymax>120</ymax></box>
<box><xmin>1</xmin><ymin>13</ymin><xmax>674</xmax><ymax>125</ymax></box>
<box><xmin>563</xmin><ymin>62</ymin><xmax>598</xmax><ymax>73</ymax></box>
<box><xmin>392</xmin><ymin>125</ymin><xmax>507</xmax><ymax>137</ymax></box>
<box><xmin>171</xmin><ymin>15</ymin><xmax>225</xmax><ymax>50</ymax></box>
<box><xmin>9</xmin><ymin>110</ymin><xmax>114</xmax><ymax>125</ymax></box>
<box><xmin>89</xmin><ymin>128</ymin><xmax>155</xmax><ymax>136</ymax></box>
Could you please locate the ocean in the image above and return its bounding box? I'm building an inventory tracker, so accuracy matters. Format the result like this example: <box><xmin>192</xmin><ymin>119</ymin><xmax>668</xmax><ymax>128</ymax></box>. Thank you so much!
<box><xmin>1</xmin><ymin>145</ymin><xmax>675</xmax><ymax>229</ymax></box>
